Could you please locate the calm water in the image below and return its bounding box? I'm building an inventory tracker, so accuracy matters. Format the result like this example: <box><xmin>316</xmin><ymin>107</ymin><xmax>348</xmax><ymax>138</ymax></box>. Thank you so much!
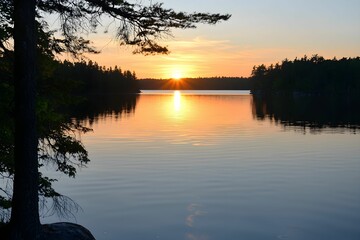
<box><xmin>44</xmin><ymin>91</ymin><xmax>360</xmax><ymax>240</ymax></box>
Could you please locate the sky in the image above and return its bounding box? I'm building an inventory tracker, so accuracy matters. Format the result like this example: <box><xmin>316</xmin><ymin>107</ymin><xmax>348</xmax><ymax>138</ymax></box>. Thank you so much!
<box><xmin>61</xmin><ymin>0</ymin><xmax>360</xmax><ymax>79</ymax></box>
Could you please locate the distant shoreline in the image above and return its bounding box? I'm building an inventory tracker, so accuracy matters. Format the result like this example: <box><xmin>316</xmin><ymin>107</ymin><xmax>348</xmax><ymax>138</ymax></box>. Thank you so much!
<box><xmin>138</xmin><ymin>56</ymin><xmax>360</xmax><ymax>95</ymax></box>
<box><xmin>138</xmin><ymin>77</ymin><xmax>251</xmax><ymax>90</ymax></box>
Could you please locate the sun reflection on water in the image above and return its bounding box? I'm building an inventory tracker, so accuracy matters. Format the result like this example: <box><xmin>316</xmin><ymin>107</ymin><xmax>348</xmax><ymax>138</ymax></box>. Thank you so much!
<box><xmin>174</xmin><ymin>90</ymin><xmax>182</xmax><ymax>112</ymax></box>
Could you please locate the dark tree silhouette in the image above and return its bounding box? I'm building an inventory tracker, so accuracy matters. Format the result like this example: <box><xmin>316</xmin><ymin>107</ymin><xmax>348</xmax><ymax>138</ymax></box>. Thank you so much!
<box><xmin>11</xmin><ymin>0</ymin><xmax>40</xmax><ymax>239</ymax></box>
<box><xmin>1</xmin><ymin>0</ymin><xmax>231</xmax><ymax>238</ymax></box>
<box><xmin>51</xmin><ymin>60</ymin><xmax>140</xmax><ymax>95</ymax></box>
<box><xmin>250</xmin><ymin>55</ymin><xmax>360</xmax><ymax>95</ymax></box>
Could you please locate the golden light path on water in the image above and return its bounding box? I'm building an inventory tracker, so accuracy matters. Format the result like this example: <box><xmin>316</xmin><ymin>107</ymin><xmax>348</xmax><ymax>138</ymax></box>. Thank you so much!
<box><xmin>174</xmin><ymin>90</ymin><xmax>181</xmax><ymax>112</ymax></box>
<box><xmin>81</xmin><ymin>90</ymin><xmax>272</xmax><ymax>148</ymax></box>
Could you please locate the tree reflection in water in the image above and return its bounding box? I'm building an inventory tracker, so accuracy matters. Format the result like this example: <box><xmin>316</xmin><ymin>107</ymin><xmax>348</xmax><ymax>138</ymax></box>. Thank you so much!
<box><xmin>251</xmin><ymin>94</ymin><xmax>360</xmax><ymax>133</ymax></box>
<box><xmin>71</xmin><ymin>94</ymin><xmax>139</xmax><ymax>126</ymax></box>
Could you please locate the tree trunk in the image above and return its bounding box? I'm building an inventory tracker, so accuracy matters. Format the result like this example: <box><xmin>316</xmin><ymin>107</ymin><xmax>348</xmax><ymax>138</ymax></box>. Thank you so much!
<box><xmin>10</xmin><ymin>0</ymin><xmax>40</xmax><ymax>239</ymax></box>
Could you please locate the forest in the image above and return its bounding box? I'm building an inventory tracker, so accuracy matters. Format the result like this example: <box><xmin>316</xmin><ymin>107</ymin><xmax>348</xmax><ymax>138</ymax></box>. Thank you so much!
<box><xmin>250</xmin><ymin>55</ymin><xmax>360</xmax><ymax>95</ymax></box>
<box><xmin>52</xmin><ymin>60</ymin><xmax>140</xmax><ymax>96</ymax></box>
<box><xmin>0</xmin><ymin>56</ymin><xmax>139</xmax><ymax>100</ymax></box>
<box><xmin>0</xmin><ymin>54</ymin><xmax>140</xmax><ymax>124</ymax></box>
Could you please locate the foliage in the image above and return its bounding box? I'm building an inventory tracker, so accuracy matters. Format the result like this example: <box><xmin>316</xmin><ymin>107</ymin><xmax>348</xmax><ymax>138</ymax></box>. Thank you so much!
<box><xmin>52</xmin><ymin>60</ymin><xmax>140</xmax><ymax>96</ymax></box>
<box><xmin>0</xmin><ymin>0</ymin><xmax>230</xmax><ymax>56</ymax></box>
<box><xmin>35</xmin><ymin>0</ymin><xmax>230</xmax><ymax>55</ymax></box>
<box><xmin>250</xmin><ymin>55</ymin><xmax>360</xmax><ymax>95</ymax></box>
<box><xmin>0</xmin><ymin>83</ymin><xmax>91</xmax><ymax>221</ymax></box>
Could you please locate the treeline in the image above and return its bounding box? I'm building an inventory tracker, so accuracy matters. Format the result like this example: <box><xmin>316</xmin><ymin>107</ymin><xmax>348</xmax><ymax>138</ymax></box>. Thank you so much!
<box><xmin>139</xmin><ymin>77</ymin><xmax>251</xmax><ymax>90</ymax></box>
<box><xmin>251</xmin><ymin>55</ymin><xmax>360</xmax><ymax>95</ymax></box>
<box><xmin>52</xmin><ymin>60</ymin><xmax>140</xmax><ymax>96</ymax></box>
<box><xmin>1</xmin><ymin>56</ymin><xmax>140</xmax><ymax>105</ymax></box>
<box><xmin>1</xmin><ymin>55</ymin><xmax>140</xmax><ymax>113</ymax></box>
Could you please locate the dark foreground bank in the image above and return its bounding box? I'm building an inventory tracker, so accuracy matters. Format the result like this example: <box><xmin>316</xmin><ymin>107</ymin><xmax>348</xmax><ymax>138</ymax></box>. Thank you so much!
<box><xmin>0</xmin><ymin>222</ymin><xmax>96</xmax><ymax>240</ymax></box>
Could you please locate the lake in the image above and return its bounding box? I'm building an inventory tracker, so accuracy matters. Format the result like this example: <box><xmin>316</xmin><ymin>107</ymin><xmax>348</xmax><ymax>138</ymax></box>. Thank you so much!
<box><xmin>44</xmin><ymin>90</ymin><xmax>360</xmax><ymax>240</ymax></box>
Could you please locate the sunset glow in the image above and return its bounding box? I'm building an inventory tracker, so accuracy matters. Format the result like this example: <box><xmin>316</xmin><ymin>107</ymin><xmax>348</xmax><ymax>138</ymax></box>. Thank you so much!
<box><xmin>166</xmin><ymin>64</ymin><xmax>193</xmax><ymax>79</ymax></box>
<box><xmin>171</xmin><ymin>71</ymin><xmax>182</xmax><ymax>80</ymax></box>
<box><xmin>78</xmin><ymin>1</ymin><xmax>359</xmax><ymax>79</ymax></box>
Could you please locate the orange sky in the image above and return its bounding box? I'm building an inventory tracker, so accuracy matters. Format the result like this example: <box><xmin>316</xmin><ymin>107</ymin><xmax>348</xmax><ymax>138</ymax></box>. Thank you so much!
<box><xmin>61</xmin><ymin>0</ymin><xmax>360</xmax><ymax>79</ymax></box>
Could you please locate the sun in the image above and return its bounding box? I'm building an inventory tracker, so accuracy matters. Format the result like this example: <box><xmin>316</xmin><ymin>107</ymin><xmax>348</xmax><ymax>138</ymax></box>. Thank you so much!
<box><xmin>171</xmin><ymin>70</ymin><xmax>182</xmax><ymax>80</ymax></box>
